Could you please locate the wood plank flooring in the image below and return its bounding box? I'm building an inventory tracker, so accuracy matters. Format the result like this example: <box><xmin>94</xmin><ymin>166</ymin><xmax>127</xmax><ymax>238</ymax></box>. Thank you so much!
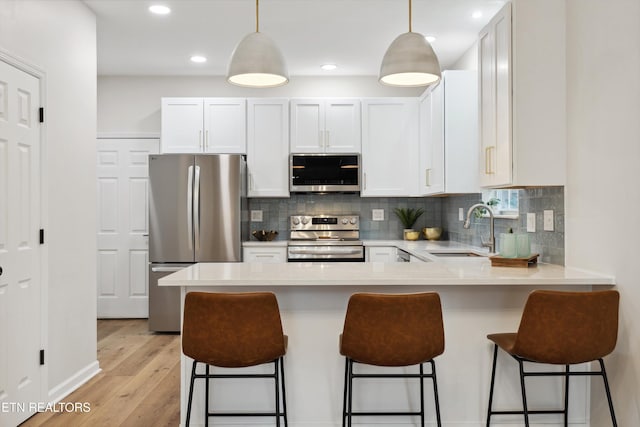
<box><xmin>21</xmin><ymin>319</ymin><xmax>181</xmax><ymax>427</ymax></box>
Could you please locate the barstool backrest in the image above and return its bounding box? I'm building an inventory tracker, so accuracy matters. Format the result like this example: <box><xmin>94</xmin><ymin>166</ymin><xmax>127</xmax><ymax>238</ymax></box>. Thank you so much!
<box><xmin>513</xmin><ymin>290</ymin><xmax>619</xmax><ymax>364</ymax></box>
<box><xmin>340</xmin><ymin>292</ymin><xmax>444</xmax><ymax>367</ymax></box>
<box><xmin>182</xmin><ymin>291</ymin><xmax>286</xmax><ymax>368</ymax></box>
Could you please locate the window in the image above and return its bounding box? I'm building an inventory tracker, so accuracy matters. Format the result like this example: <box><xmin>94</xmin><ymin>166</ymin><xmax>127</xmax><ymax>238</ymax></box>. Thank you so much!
<box><xmin>482</xmin><ymin>189</ymin><xmax>519</xmax><ymax>218</ymax></box>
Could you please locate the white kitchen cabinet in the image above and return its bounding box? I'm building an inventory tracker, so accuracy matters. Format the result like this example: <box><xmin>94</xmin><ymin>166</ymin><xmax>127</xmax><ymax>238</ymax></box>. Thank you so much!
<box><xmin>361</xmin><ymin>98</ymin><xmax>419</xmax><ymax>197</ymax></box>
<box><xmin>365</xmin><ymin>246</ymin><xmax>398</xmax><ymax>263</ymax></box>
<box><xmin>247</xmin><ymin>99</ymin><xmax>290</xmax><ymax>197</ymax></box>
<box><xmin>161</xmin><ymin>97</ymin><xmax>246</xmax><ymax>154</ymax></box>
<box><xmin>418</xmin><ymin>70</ymin><xmax>479</xmax><ymax>195</ymax></box>
<box><xmin>290</xmin><ymin>99</ymin><xmax>361</xmax><ymax>153</ymax></box>
<box><xmin>478</xmin><ymin>1</ymin><xmax>566</xmax><ymax>187</ymax></box>
<box><xmin>243</xmin><ymin>246</ymin><xmax>287</xmax><ymax>263</ymax></box>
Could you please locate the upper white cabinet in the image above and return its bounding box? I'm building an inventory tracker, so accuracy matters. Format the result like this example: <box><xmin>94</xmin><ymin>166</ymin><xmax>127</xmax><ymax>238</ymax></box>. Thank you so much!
<box><xmin>161</xmin><ymin>97</ymin><xmax>246</xmax><ymax>154</ymax></box>
<box><xmin>418</xmin><ymin>70</ymin><xmax>479</xmax><ymax>196</ymax></box>
<box><xmin>246</xmin><ymin>99</ymin><xmax>290</xmax><ymax>197</ymax></box>
<box><xmin>361</xmin><ymin>98</ymin><xmax>419</xmax><ymax>197</ymax></box>
<box><xmin>478</xmin><ymin>1</ymin><xmax>566</xmax><ymax>188</ymax></box>
<box><xmin>290</xmin><ymin>99</ymin><xmax>361</xmax><ymax>153</ymax></box>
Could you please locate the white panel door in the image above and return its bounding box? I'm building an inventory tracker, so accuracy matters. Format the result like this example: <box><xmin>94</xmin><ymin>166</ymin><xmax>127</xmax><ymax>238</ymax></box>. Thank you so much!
<box><xmin>0</xmin><ymin>59</ymin><xmax>42</xmax><ymax>427</ymax></box>
<box><xmin>160</xmin><ymin>98</ymin><xmax>203</xmax><ymax>153</ymax></box>
<box><xmin>97</xmin><ymin>138</ymin><xmax>159</xmax><ymax>318</ymax></box>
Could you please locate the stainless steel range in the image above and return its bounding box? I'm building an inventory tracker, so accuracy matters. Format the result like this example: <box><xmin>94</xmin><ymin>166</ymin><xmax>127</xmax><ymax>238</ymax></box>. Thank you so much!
<box><xmin>288</xmin><ymin>215</ymin><xmax>364</xmax><ymax>262</ymax></box>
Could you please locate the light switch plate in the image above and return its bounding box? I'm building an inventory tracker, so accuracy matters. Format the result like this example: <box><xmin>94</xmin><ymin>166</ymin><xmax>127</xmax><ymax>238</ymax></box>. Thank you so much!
<box><xmin>544</xmin><ymin>210</ymin><xmax>554</xmax><ymax>231</ymax></box>
<box><xmin>526</xmin><ymin>213</ymin><xmax>536</xmax><ymax>232</ymax></box>
<box><xmin>372</xmin><ymin>209</ymin><xmax>385</xmax><ymax>221</ymax></box>
<box><xmin>250</xmin><ymin>210</ymin><xmax>263</xmax><ymax>222</ymax></box>
<box><xmin>459</xmin><ymin>208</ymin><xmax>464</xmax><ymax>221</ymax></box>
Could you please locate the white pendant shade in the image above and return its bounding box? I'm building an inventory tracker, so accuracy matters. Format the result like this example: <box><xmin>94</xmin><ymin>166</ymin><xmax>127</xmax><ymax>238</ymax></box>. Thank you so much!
<box><xmin>227</xmin><ymin>32</ymin><xmax>289</xmax><ymax>88</ymax></box>
<box><xmin>379</xmin><ymin>32</ymin><xmax>441</xmax><ymax>87</ymax></box>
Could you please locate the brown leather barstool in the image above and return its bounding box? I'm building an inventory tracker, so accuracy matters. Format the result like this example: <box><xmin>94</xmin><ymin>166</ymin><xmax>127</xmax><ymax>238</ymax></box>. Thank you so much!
<box><xmin>340</xmin><ymin>292</ymin><xmax>445</xmax><ymax>427</ymax></box>
<box><xmin>182</xmin><ymin>291</ymin><xmax>288</xmax><ymax>427</ymax></box>
<box><xmin>486</xmin><ymin>289</ymin><xmax>619</xmax><ymax>427</ymax></box>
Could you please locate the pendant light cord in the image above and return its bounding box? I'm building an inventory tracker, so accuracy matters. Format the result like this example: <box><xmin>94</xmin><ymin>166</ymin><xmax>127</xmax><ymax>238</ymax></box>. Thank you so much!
<box><xmin>408</xmin><ymin>0</ymin><xmax>412</xmax><ymax>32</ymax></box>
<box><xmin>256</xmin><ymin>0</ymin><xmax>260</xmax><ymax>32</ymax></box>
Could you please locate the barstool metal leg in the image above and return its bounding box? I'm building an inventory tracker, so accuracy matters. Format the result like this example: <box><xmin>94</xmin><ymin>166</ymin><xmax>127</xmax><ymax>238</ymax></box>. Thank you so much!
<box><xmin>599</xmin><ymin>359</ymin><xmax>618</xmax><ymax>427</ymax></box>
<box><xmin>564</xmin><ymin>364</ymin><xmax>570</xmax><ymax>427</ymax></box>
<box><xmin>419</xmin><ymin>363</ymin><xmax>425</xmax><ymax>427</ymax></box>
<box><xmin>274</xmin><ymin>359</ymin><xmax>281</xmax><ymax>427</ymax></box>
<box><xmin>347</xmin><ymin>358</ymin><xmax>354</xmax><ymax>427</ymax></box>
<box><xmin>486</xmin><ymin>344</ymin><xmax>498</xmax><ymax>427</ymax></box>
<box><xmin>186</xmin><ymin>360</ymin><xmax>197</xmax><ymax>427</ymax></box>
<box><xmin>280</xmin><ymin>356</ymin><xmax>288</xmax><ymax>427</ymax></box>
<box><xmin>431</xmin><ymin>360</ymin><xmax>442</xmax><ymax>427</ymax></box>
<box><xmin>517</xmin><ymin>359</ymin><xmax>530</xmax><ymax>427</ymax></box>
<box><xmin>204</xmin><ymin>364</ymin><xmax>210</xmax><ymax>427</ymax></box>
<box><xmin>342</xmin><ymin>357</ymin><xmax>349</xmax><ymax>427</ymax></box>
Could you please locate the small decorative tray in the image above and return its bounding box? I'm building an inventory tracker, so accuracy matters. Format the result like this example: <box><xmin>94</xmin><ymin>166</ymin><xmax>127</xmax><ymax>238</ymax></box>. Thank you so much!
<box><xmin>489</xmin><ymin>253</ymin><xmax>539</xmax><ymax>268</ymax></box>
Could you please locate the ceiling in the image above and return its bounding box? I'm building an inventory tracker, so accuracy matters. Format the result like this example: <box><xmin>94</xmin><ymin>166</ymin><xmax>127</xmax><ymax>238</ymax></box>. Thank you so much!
<box><xmin>84</xmin><ymin>0</ymin><xmax>506</xmax><ymax>77</ymax></box>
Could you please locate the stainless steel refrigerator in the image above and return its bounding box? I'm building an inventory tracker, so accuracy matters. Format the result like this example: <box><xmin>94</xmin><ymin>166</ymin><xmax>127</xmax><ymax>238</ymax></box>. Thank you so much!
<box><xmin>148</xmin><ymin>154</ymin><xmax>247</xmax><ymax>332</ymax></box>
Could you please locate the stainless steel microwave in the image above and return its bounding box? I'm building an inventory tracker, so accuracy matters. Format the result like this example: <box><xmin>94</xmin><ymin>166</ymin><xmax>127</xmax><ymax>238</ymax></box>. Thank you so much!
<box><xmin>290</xmin><ymin>154</ymin><xmax>360</xmax><ymax>193</ymax></box>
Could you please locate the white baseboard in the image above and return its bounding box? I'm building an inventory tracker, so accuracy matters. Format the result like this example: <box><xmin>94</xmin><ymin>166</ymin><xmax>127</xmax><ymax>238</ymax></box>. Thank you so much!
<box><xmin>47</xmin><ymin>360</ymin><xmax>101</xmax><ymax>404</ymax></box>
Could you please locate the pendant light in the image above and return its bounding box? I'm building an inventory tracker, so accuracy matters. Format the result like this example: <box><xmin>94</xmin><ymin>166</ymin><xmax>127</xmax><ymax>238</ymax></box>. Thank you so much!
<box><xmin>379</xmin><ymin>0</ymin><xmax>441</xmax><ymax>87</ymax></box>
<box><xmin>227</xmin><ymin>0</ymin><xmax>289</xmax><ymax>88</ymax></box>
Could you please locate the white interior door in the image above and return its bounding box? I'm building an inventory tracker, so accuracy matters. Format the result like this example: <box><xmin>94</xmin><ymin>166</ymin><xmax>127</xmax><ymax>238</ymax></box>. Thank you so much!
<box><xmin>0</xmin><ymin>59</ymin><xmax>42</xmax><ymax>426</ymax></box>
<box><xmin>97</xmin><ymin>138</ymin><xmax>159</xmax><ymax>318</ymax></box>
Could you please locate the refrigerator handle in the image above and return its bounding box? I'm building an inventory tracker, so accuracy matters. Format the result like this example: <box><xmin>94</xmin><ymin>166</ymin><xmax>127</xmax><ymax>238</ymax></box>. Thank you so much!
<box><xmin>187</xmin><ymin>165</ymin><xmax>194</xmax><ymax>251</ymax></box>
<box><xmin>194</xmin><ymin>165</ymin><xmax>201</xmax><ymax>252</ymax></box>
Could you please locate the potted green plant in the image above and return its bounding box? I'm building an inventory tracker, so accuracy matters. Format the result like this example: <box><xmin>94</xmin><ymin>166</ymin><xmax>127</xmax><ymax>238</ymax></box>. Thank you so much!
<box><xmin>394</xmin><ymin>207</ymin><xmax>424</xmax><ymax>240</ymax></box>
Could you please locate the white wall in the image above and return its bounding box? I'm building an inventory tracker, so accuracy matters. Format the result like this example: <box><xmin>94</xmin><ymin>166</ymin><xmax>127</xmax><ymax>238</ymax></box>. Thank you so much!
<box><xmin>0</xmin><ymin>0</ymin><xmax>98</xmax><ymax>397</ymax></box>
<box><xmin>565</xmin><ymin>0</ymin><xmax>640</xmax><ymax>424</ymax></box>
<box><xmin>97</xmin><ymin>75</ymin><xmax>423</xmax><ymax>135</ymax></box>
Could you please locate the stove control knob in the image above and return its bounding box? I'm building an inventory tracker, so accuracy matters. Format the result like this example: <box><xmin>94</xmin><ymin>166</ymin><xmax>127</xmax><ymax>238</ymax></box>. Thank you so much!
<box><xmin>292</xmin><ymin>217</ymin><xmax>300</xmax><ymax>225</ymax></box>
<box><xmin>341</xmin><ymin>218</ymin><xmax>349</xmax><ymax>225</ymax></box>
<box><xmin>350</xmin><ymin>217</ymin><xmax>358</xmax><ymax>224</ymax></box>
<box><xmin>301</xmin><ymin>216</ymin><xmax>310</xmax><ymax>225</ymax></box>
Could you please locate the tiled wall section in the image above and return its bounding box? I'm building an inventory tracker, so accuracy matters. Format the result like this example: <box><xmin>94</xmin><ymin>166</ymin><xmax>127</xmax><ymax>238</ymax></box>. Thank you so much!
<box><xmin>248</xmin><ymin>194</ymin><xmax>442</xmax><ymax>240</ymax></box>
<box><xmin>442</xmin><ymin>187</ymin><xmax>565</xmax><ymax>265</ymax></box>
<box><xmin>249</xmin><ymin>186</ymin><xmax>564</xmax><ymax>265</ymax></box>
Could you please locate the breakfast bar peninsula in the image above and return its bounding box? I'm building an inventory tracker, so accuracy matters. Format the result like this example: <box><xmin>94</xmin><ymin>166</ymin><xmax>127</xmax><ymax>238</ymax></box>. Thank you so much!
<box><xmin>160</xmin><ymin>257</ymin><xmax>614</xmax><ymax>427</ymax></box>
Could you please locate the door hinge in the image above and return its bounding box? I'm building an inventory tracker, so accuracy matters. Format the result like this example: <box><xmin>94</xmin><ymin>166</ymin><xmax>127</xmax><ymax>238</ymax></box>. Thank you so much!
<box><xmin>40</xmin><ymin>349</ymin><xmax>45</xmax><ymax>365</ymax></box>
<box><xmin>39</xmin><ymin>229</ymin><xmax>44</xmax><ymax>244</ymax></box>
<box><xmin>39</xmin><ymin>107</ymin><xmax>44</xmax><ymax>123</ymax></box>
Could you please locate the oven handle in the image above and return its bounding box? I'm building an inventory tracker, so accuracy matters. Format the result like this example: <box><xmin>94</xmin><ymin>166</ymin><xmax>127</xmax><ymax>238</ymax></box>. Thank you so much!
<box><xmin>288</xmin><ymin>248</ymin><xmax>363</xmax><ymax>255</ymax></box>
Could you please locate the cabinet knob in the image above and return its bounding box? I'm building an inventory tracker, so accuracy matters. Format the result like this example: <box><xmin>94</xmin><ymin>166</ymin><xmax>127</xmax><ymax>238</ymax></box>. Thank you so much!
<box><xmin>0</xmin><ymin>266</ymin><xmax>3</xmax><ymax>276</ymax></box>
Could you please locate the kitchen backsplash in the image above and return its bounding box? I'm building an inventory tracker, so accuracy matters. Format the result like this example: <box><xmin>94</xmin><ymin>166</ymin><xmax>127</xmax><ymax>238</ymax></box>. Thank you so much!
<box><xmin>248</xmin><ymin>186</ymin><xmax>564</xmax><ymax>265</ymax></box>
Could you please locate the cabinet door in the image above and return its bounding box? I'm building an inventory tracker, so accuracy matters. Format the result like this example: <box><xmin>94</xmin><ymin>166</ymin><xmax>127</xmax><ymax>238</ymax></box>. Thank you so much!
<box><xmin>419</xmin><ymin>85</ymin><xmax>445</xmax><ymax>195</ymax></box>
<box><xmin>203</xmin><ymin>98</ymin><xmax>246</xmax><ymax>153</ymax></box>
<box><xmin>479</xmin><ymin>3</ymin><xmax>512</xmax><ymax>187</ymax></box>
<box><xmin>290</xmin><ymin>100</ymin><xmax>323</xmax><ymax>152</ymax></box>
<box><xmin>247</xmin><ymin>99</ymin><xmax>290</xmax><ymax>197</ymax></box>
<box><xmin>365</xmin><ymin>246</ymin><xmax>397</xmax><ymax>263</ymax></box>
<box><xmin>361</xmin><ymin>99</ymin><xmax>419</xmax><ymax>197</ymax></box>
<box><xmin>243</xmin><ymin>247</ymin><xmax>287</xmax><ymax>263</ymax></box>
<box><xmin>161</xmin><ymin>98</ymin><xmax>203</xmax><ymax>153</ymax></box>
<box><xmin>324</xmin><ymin>100</ymin><xmax>361</xmax><ymax>152</ymax></box>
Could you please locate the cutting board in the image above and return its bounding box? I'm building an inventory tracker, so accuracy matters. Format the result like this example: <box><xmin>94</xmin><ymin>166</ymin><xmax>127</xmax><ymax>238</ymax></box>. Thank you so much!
<box><xmin>489</xmin><ymin>253</ymin><xmax>539</xmax><ymax>267</ymax></box>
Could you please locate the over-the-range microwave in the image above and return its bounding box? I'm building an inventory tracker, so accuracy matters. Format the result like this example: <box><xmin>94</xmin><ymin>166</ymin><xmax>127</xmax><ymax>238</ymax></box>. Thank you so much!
<box><xmin>290</xmin><ymin>153</ymin><xmax>360</xmax><ymax>193</ymax></box>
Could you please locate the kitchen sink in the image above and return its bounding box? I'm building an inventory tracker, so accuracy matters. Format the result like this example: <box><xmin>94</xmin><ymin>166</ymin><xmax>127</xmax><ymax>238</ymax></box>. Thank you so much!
<box><xmin>430</xmin><ymin>252</ymin><xmax>485</xmax><ymax>258</ymax></box>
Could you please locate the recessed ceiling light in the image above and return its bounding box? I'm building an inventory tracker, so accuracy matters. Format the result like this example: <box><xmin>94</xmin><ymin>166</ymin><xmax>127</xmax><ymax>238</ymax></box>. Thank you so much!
<box><xmin>149</xmin><ymin>5</ymin><xmax>171</xmax><ymax>15</ymax></box>
<box><xmin>425</xmin><ymin>36</ymin><xmax>436</xmax><ymax>43</ymax></box>
<box><xmin>472</xmin><ymin>10</ymin><xmax>483</xmax><ymax>19</ymax></box>
<box><xmin>321</xmin><ymin>64</ymin><xmax>337</xmax><ymax>71</ymax></box>
<box><xmin>190</xmin><ymin>56</ymin><xmax>207</xmax><ymax>63</ymax></box>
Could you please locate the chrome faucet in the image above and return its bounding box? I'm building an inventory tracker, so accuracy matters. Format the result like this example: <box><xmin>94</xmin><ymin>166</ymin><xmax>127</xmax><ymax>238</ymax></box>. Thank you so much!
<box><xmin>463</xmin><ymin>203</ymin><xmax>495</xmax><ymax>253</ymax></box>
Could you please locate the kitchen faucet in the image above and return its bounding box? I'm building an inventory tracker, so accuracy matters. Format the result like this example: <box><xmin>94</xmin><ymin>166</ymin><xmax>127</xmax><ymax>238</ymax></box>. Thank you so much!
<box><xmin>463</xmin><ymin>203</ymin><xmax>495</xmax><ymax>253</ymax></box>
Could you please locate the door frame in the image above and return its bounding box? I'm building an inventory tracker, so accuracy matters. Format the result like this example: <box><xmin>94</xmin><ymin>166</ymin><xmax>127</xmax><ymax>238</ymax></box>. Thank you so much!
<box><xmin>0</xmin><ymin>47</ymin><xmax>48</xmax><ymax>403</ymax></box>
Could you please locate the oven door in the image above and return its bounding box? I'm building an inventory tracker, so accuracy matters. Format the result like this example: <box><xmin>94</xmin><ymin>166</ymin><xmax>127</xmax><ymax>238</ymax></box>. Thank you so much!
<box><xmin>287</xmin><ymin>245</ymin><xmax>365</xmax><ymax>262</ymax></box>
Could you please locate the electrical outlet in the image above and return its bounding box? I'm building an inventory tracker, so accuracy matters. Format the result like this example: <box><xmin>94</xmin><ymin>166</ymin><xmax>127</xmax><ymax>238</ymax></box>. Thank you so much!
<box><xmin>526</xmin><ymin>213</ymin><xmax>536</xmax><ymax>232</ymax></box>
<box><xmin>459</xmin><ymin>208</ymin><xmax>464</xmax><ymax>221</ymax></box>
<box><xmin>372</xmin><ymin>209</ymin><xmax>385</xmax><ymax>221</ymax></box>
<box><xmin>544</xmin><ymin>210</ymin><xmax>554</xmax><ymax>231</ymax></box>
<box><xmin>250</xmin><ymin>210</ymin><xmax>263</xmax><ymax>222</ymax></box>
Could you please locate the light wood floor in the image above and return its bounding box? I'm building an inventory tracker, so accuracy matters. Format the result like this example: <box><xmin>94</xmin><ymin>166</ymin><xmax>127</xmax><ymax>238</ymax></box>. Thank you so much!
<box><xmin>21</xmin><ymin>319</ymin><xmax>181</xmax><ymax>427</ymax></box>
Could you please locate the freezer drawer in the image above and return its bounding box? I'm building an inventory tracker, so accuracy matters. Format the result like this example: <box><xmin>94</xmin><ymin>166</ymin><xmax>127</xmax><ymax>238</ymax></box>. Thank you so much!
<box><xmin>148</xmin><ymin>263</ymin><xmax>185</xmax><ymax>332</ymax></box>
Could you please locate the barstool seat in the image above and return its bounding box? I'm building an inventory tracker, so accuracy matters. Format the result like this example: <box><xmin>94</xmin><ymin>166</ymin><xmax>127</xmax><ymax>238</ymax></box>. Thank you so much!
<box><xmin>340</xmin><ymin>292</ymin><xmax>445</xmax><ymax>427</ymax></box>
<box><xmin>486</xmin><ymin>289</ymin><xmax>619</xmax><ymax>427</ymax></box>
<box><xmin>182</xmin><ymin>291</ymin><xmax>288</xmax><ymax>427</ymax></box>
